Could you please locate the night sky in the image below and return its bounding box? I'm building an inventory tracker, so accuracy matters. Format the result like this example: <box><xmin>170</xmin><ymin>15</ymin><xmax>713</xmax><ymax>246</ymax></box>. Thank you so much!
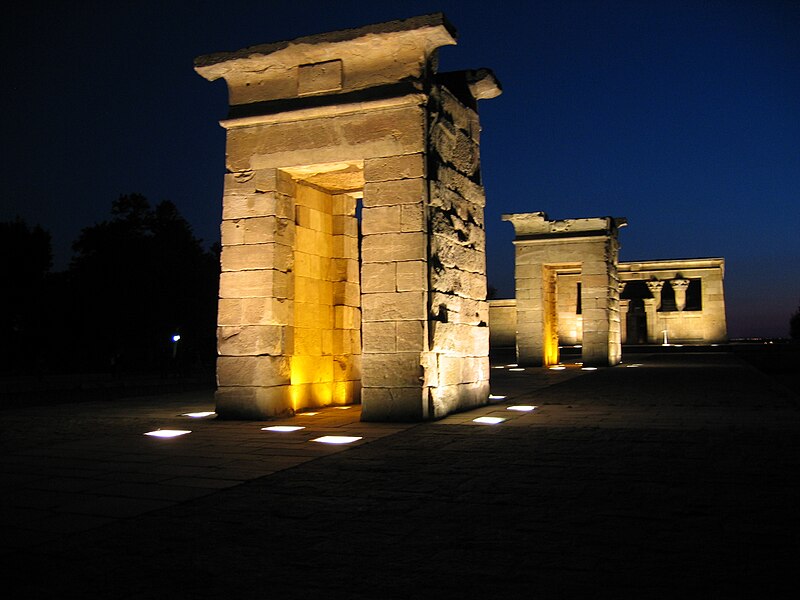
<box><xmin>3</xmin><ymin>0</ymin><xmax>798</xmax><ymax>338</ymax></box>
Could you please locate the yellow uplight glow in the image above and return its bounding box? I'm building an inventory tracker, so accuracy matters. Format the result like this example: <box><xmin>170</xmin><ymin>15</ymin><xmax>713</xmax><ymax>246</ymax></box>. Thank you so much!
<box><xmin>311</xmin><ymin>436</ymin><xmax>362</xmax><ymax>445</ymax></box>
<box><xmin>507</xmin><ymin>405</ymin><xmax>536</xmax><ymax>412</ymax></box>
<box><xmin>262</xmin><ymin>426</ymin><xmax>305</xmax><ymax>432</ymax></box>
<box><xmin>473</xmin><ymin>416</ymin><xmax>505</xmax><ymax>425</ymax></box>
<box><xmin>298</xmin><ymin>412</ymin><xmax>319</xmax><ymax>416</ymax></box>
<box><xmin>333</xmin><ymin>406</ymin><xmax>352</xmax><ymax>410</ymax></box>
<box><xmin>182</xmin><ymin>412</ymin><xmax>216</xmax><ymax>418</ymax></box>
<box><xmin>144</xmin><ymin>430</ymin><xmax>191</xmax><ymax>438</ymax></box>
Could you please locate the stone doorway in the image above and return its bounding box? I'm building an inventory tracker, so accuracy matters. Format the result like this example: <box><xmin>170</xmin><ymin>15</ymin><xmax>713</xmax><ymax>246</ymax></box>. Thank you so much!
<box><xmin>626</xmin><ymin>299</ymin><xmax>648</xmax><ymax>344</ymax></box>
<box><xmin>282</xmin><ymin>162</ymin><xmax>364</xmax><ymax>410</ymax></box>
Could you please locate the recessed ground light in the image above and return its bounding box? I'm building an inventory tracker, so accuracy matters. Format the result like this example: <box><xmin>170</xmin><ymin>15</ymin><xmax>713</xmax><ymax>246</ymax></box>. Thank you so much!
<box><xmin>297</xmin><ymin>412</ymin><xmax>319</xmax><ymax>416</ymax></box>
<box><xmin>311</xmin><ymin>436</ymin><xmax>362</xmax><ymax>445</ymax></box>
<box><xmin>549</xmin><ymin>366</ymin><xmax>566</xmax><ymax>370</ymax></box>
<box><xmin>506</xmin><ymin>363</ymin><xmax>518</xmax><ymax>367</ymax></box>
<box><xmin>145</xmin><ymin>430</ymin><xmax>191</xmax><ymax>438</ymax></box>
<box><xmin>626</xmin><ymin>364</ymin><xmax>642</xmax><ymax>368</ymax></box>
<box><xmin>581</xmin><ymin>367</ymin><xmax>598</xmax><ymax>371</ymax></box>
<box><xmin>491</xmin><ymin>366</ymin><xmax>505</xmax><ymax>369</ymax></box>
<box><xmin>333</xmin><ymin>406</ymin><xmax>352</xmax><ymax>410</ymax></box>
<box><xmin>488</xmin><ymin>394</ymin><xmax>507</xmax><ymax>400</ymax></box>
<box><xmin>473</xmin><ymin>416</ymin><xmax>505</xmax><ymax>425</ymax></box>
<box><xmin>507</xmin><ymin>405</ymin><xmax>536</xmax><ymax>412</ymax></box>
<box><xmin>509</xmin><ymin>367</ymin><xmax>525</xmax><ymax>372</ymax></box>
<box><xmin>182</xmin><ymin>411</ymin><xmax>216</xmax><ymax>418</ymax></box>
<box><xmin>262</xmin><ymin>426</ymin><xmax>305</xmax><ymax>432</ymax></box>
<box><xmin>573</xmin><ymin>345</ymin><xmax>582</xmax><ymax>348</ymax></box>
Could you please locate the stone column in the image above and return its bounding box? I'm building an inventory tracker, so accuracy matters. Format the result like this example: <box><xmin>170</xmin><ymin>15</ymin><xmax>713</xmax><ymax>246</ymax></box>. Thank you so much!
<box><xmin>671</xmin><ymin>278</ymin><xmax>690</xmax><ymax>311</ymax></box>
<box><xmin>646</xmin><ymin>280</ymin><xmax>664</xmax><ymax>310</ymax></box>
<box><xmin>619</xmin><ymin>298</ymin><xmax>630</xmax><ymax>345</ymax></box>
<box><xmin>643</xmin><ymin>298</ymin><xmax>659</xmax><ymax>343</ymax></box>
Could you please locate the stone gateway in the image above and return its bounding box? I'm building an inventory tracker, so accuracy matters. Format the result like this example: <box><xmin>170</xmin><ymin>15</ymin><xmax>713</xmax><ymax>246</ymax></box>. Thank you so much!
<box><xmin>196</xmin><ymin>14</ymin><xmax>500</xmax><ymax>421</ymax></box>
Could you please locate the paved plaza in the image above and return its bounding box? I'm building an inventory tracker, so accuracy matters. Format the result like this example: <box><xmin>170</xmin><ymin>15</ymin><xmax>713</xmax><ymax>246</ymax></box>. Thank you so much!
<box><xmin>2</xmin><ymin>351</ymin><xmax>798</xmax><ymax>597</ymax></box>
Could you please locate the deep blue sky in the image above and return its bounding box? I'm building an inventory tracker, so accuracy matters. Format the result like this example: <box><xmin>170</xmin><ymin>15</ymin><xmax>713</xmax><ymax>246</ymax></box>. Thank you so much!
<box><xmin>3</xmin><ymin>0</ymin><xmax>798</xmax><ymax>338</ymax></box>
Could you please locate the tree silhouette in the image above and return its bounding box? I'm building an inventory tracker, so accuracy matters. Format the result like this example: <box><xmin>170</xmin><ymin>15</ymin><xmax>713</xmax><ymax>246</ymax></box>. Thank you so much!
<box><xmin>0</xmin><ymin>218</ymin><xmax>53</xmax><ymax>373</ymax></box>
<box><xmin>791</xmin><ymin>303</ymin><xmax>800</xmax><ymax>341</ymax></box>
<box><xmin>67</xmin><ymin>194</ymin><xmax>218</xmax><ymax>373</ymax></box>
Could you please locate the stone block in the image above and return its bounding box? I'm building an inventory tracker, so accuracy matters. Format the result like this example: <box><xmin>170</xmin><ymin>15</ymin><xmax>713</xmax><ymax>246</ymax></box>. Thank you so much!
<box><xmin>333</xmin><ymin>281</ymin><xmax>360</xmax><ymax>306</ymax></box>
<box><xmin>217</xmin><ymin>355</ymin><xmax>291</xmax><ymax>387</ymax></box>
<box><xmin>360</xmin><ymin>387</ymin><xmax>424</xmax><ymax>422</ymax></box>
<box><xmin>361</xmin><ymin>205</ymin><xmax>401</xmax><ymax>235</ymax></box>
<box><xmin>219</xmin><ymin>269</ymin><xmax>292</xmax><ymax>299</ymax></box>
<box><xmin>401</xmin><ymin>203</ymin><xmax>426</xmax><ymax>232</ymax></box>
<box><xmin>290</xmin><ymin>355</ymin><xmax>334</xmax><ymax>385</ymax></box>
<box><xmin>430</xmin><ymin>322</ymin><xmax>489</xmax><ymax>356</ymax></box>
<box><xmin>222</xmin><ymin>192</ymin><xmax>294</xmax><ymax>221</ymax></box>
<box><xmin>220</xmin><ymin>243</ymin><xmax>293</xmax><ymax>272</ymax></box>
<box><xmin>361</xmin><ymin>352</ymin><xmax>422</xmax><ymax>388</ymax></box>
<box><xmin>362</xmin><ymin>291</ymin><xmax>426</xmax><ymax>321</ymax></box>
<box><xmin>364</xmin><ymin>153</ymin><xmax>425</xmax><ymax>182</ymax></box>
<box><xmin>363</xmin><ymin>178</ymin><xmax>426</xmax><ymax>208</ymax></box>
<box><xmin>396</xmin><ymin>261</ymin><xmax>426</xmax><ymax>292</ymax></box>
<box><xmin>362</xmin><ymin>232</ymin><xmax>426</xmax><ymax>262</ymax></box>
<box><xmin>361</xmin><ymin>262</ymin><xmax>396</xmax><ymax>293</ymax></box>
<box><xmin>218</xmin><ymin>325</ymin><xmax>287</xmax><ymax>356</ymax></box>
<box><xmin>218</xmin><ymin>297</ymin><xmax>292</xmax><ymax>326</ymax></box>
<box><xmin>396</xmin><ymin>320</ymin><xmax>426</xmax><ymax>352</ymax></box>
<box><xmin>294</xmin><ymin>302</ymin><xmax>332</xmax><ymax>328</ymax></box>
<box><xmin>216</xmin><ymin>385</ymin><xmax>293</xmax><ymax>419</ymax></box>
<box><xmin>361</xmin><ymin>321</ymin><xmax>397</xmax><ymax>353</ymax></box>
<box><xmin>224</xmin><ymin>106</ymin><xmax>426</xmax><ymax>171</ymax></box>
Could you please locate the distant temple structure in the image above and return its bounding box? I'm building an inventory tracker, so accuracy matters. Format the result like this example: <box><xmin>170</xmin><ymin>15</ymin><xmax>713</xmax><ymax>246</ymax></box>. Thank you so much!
<box><xmin>490</xmin><ymin>213</ymin><xmax>727</xmax><ymax>366</ymax></box>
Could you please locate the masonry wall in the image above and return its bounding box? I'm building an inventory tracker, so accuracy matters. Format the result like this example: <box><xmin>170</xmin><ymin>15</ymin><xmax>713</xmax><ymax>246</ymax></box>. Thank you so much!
<box><xmin>423</xmin><ymin>84</ymin><xmax>490</xmax><ymax>418</ymax></box>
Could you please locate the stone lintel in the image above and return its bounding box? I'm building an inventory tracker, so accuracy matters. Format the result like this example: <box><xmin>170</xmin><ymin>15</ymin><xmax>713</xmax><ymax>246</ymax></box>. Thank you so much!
<box><xmin>503</xmin><ymin>212</ymin><xmax>627</xmax><ymax>239</ymax></box>
<box><xmin>195</xmin><ymin>13</ymin><xmax>457</xmax><ymax>107</ymax></box>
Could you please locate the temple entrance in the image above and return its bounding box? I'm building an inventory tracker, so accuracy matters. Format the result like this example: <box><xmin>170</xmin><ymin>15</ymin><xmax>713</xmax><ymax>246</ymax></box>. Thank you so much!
<box><xmin>626</xmin><ymin>298</ymin><xmax>648</xmax><ymax>344</ymax></box>
<box><xmin>283</xmin><ymin>162</ymin><xmax>364</xmax><ymax>410</ymax></box>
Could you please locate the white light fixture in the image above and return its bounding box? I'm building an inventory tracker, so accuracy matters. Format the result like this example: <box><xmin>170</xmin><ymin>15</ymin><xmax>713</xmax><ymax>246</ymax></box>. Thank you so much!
<box><xmin>626</xmin><ymin>364</ymin><xmax>642</xmax><ymax>368</ymax></box>
<box><xmin>507</xmin><ymin>405</ymin><xmax>536</xmax><ymax>412</ymax></box>
<box><xmin>549</xmin><ymin>366</ymin><xmax>566</xmax><ymax>371</ymax></box>
<box><xmin>311</xmin><ymin>436</ymin><xmax>362</xmax><ymax>445</ymax></box>
<box><xmin>473</xmin><ymin>416</ymin><xmax>505</xmax><ymax>425</ymax></box>
<box><xmin>262</xmin><ymin>426</ymin><xmax>305</xmax><ymax>432</ymax></box>
<box><xmin>297</xmin><ymin>412</ymin><xmax>319</xmax><ymax>416</ymax></box>
<box><xmin>491</xmin><ymin>366</ymin><xmax>505</xmax><ymax>369</ymax></box>
<box><xmin>488</xmin><ymin>394</ymin><xmax>507</xmax><ymax>400</ymax></box>
<box><xmin>506</xmin><ymin>363</ymin><xmax>518</xmax><ymax>367</ymax></box>
<box><xmin>581</xmin><ymin>367</ymin><xmax>598</xmax><ymax>371</ymax></box>
<box><xmin>509</xmin><ymin>367</ymin><xmax>525</xmax><ymax>372</ymax></box>
<box><xmin>182</xmin><ymin>411</ymin><xmax>216</xmax><ymax>418</ymax></box>
<box><xmin>145</xmin><ymin>429</ymin><xmax>191</xmax><ymax>438</ymax></box>
<box><xmin>333</xmin><ymin>406</ymin><xmax>352</xmax><ymax>410</ymax></box>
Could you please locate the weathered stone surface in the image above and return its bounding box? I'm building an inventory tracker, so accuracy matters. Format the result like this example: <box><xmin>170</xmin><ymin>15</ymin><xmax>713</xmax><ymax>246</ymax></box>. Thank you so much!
<box><xmin>364</xmin><ymin>153</ymin><xmax>426</xmax><ymax>182</ymax></box>
<box><xmin>361</xmin><ymin>233</ymin><xmax>426</xmax><ymax>262</ymax></box>
<box><xmin>362</xmin><ymin>291</ymin><xmax>427</xmax><ymax>321</ymax></box>
<box><xmin>218</xmin><ymin>325</ymin><xmax>288</xmax><ymax>356</ymax></box>
<box><xmin>217</xmin><ymin>355</ymin><xmax>291</xmax><ymax>386</ymax></box>
<box><xmin>363</xmin><ymin>178</ymin><xmax>426</xmax><ymax>208</ymax></box>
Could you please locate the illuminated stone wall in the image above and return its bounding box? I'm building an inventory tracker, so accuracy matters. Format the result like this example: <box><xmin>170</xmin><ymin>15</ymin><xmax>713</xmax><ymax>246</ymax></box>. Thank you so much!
<box><xmin>197</xmin><ymin>14</ymin><xmax>499</xmax><ymax>420</ymax></box>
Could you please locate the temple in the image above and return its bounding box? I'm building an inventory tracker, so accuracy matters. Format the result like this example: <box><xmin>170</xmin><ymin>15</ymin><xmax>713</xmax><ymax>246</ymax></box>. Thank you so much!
<box><xmin>490</xmin><ymin>213</ymin><xmax>726</xmax><ymax>364</ymax></box>
<box><xmin>196</xmin><ymin>14</ymin><xmax>500</xmax><ymax>421</ymax></box>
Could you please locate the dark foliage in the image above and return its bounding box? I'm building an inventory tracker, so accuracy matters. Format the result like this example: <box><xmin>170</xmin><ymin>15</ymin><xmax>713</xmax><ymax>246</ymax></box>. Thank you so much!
<box><xmin>0</xmin><ymin>218</ymin><xmax>53</xmax><ymax>371</ymax></box>
<box><xmin>1</xmin><ymin>196</ymin><xmax>219</xmax><ymax>375</ymax></box>
<box><xmin>791</xmin><ymin>303</ymin><xmax>800</xmax><ymax>341</ymax></box>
